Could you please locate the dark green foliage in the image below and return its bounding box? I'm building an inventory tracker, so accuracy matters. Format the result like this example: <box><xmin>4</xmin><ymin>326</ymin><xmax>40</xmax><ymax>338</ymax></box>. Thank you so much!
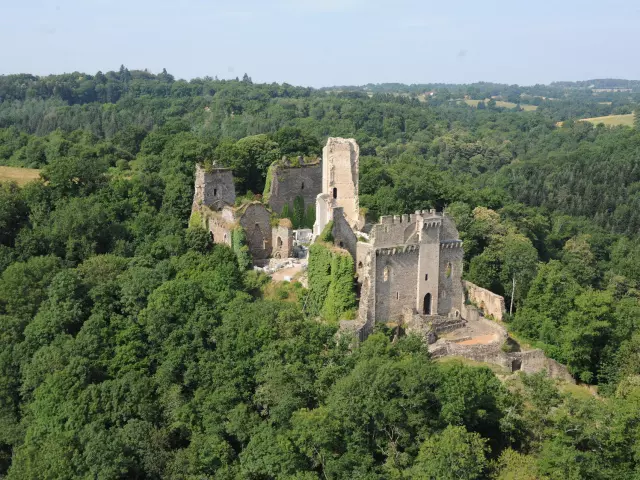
<box><xmin>2</xmin><ymin>71</ymin><xmax>640</xmax><ymax>478</ymax></box>
<box><xmin>292</xmin><ymin>195</ymin><xmax>305</xmax><ymax>229</ymax></box>
<box><xmin>280</xmin><ymin>196</ymin><xmax>315</xmax><ymax>229</ymax></box>
<box><xmin>185</xmin><ymin>226</ymin><xmax>213</xmax><ymax>253</ymax></box>
<box><xmin>304</xmin><ymin>204</ymin><xmax>316</xmax><ymax>229</ymax></box>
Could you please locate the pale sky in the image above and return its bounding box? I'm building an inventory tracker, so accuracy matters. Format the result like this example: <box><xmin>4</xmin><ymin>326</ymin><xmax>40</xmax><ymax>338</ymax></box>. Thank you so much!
<box><xmin>1</xmin><ymin>0</ymin><xmax>638</xmax><ymax>87</ymax></box>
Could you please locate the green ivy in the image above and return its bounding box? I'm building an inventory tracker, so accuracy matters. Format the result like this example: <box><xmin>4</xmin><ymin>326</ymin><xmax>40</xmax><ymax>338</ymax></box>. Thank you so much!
<box><xmin>262</xmin><ymin>163</ymin><xmax>276</xmax><ymax>203</ymax></box>
<box><xmin>318</xmin><ymin>220</ymin><xmax>334</xmax><ymax>242</ymax></box>
<box><xmin>307</xmin><ymin>241</ymin><xmax>356</xmax><ymax>321</ymax></box>
<box><xmin>188</xmin><ymin>210</ymin><xmax>203</xmax><ymax>229</ymax></box>
<box><xmin>231</xmin><ymin>226</ymin><xmax>252</xmax><ymax>270</ymax></box>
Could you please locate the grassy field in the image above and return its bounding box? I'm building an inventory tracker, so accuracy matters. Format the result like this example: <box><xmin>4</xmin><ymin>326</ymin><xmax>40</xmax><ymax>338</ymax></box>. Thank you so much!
<box><xmin>0</xmin><ymin>166</ymin><xmax>41</xmax><ymax>185</ymax></box>
<box><xmin>579</xmin><ymin>113</ymin><xmax>635</xmax><ymax>127</ymax></box>
<box><xmin>463</xmin><ymin>99</ymin><xmax>537</xmax><ymax>111</ymax></box>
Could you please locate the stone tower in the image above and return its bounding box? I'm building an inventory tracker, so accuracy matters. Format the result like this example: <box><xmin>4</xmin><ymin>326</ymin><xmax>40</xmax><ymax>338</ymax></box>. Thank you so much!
<box><xmin>315</xmin><ymin>138</ymin><xmax>360</xmax><ymax>235</ymax></box>
<box><xmin>192</xmin><ymin>164</ymin><xmax>236</xmax><ymax>211</ymax></box>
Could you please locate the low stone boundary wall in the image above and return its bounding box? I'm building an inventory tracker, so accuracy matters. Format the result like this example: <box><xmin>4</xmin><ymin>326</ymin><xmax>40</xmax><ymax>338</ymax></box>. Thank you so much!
<box><xmin>510</xmin><ymin>350</ymin><xmax>575</xmax><ymax>383</ymax></box>
<box><xmin>428</xmin><ymin>315</ymin><xmax>574</xmax><ymax>382</ymax></box>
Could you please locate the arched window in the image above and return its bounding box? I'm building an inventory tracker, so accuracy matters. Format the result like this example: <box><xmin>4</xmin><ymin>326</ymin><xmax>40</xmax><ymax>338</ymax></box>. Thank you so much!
<box><xmin>446</xmin><ymin>262</ymin><xmax>452</xmax><ymax>278</ymax></box>
<box><xmin>358</xmin><ymin>261</ymin><xmax>363</xmax><ymax>269</ymax></box>
<box><xmin>277</xmin><ymin>236</ymin><xmax>283</xmax><ymax>247</ymax></box>
<box><xmin>332</xmin><ymin>187</ymin><xmax>337</xmax><ymax>199</ymax></box>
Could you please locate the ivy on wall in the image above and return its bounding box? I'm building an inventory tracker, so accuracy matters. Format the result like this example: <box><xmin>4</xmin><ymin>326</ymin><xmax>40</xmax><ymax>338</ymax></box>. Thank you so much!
<box><xmin>188</xmin><ymin>210</ymin><xmax>203</xmax><ymax>229</ymax></box>
<box><xmin>262</xmin><ymin>163</ymin><xmax>275</xmax><ymax>202</ymax></box>
<box><xmin>307</xmin><ymin>231</ymin><xmax>357</xmax><ymax>322</ymax></box>
<box><xmin>231</xmin><ymin>226</ymin><xmax>252</xmax><ymax>270</ymax></box>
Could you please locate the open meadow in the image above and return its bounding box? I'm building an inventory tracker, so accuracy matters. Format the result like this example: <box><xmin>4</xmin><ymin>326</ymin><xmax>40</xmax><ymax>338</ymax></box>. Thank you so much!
<box><xmin>463</xmin><ymin>99</ymin><xmax>537</xmax><ymax>110</ymax></box>
<box><xmin>0</xmin><ymin>166</ymin><xmax>41</xmax><ymax>185</ymax></box>
<box><xmin>580</xmin><ymin>113</ymin><xmax>635</xmax><ymax>126</ymax></box>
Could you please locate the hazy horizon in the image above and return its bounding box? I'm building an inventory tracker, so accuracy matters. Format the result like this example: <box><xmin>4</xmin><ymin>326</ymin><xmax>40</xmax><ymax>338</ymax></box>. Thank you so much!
<box><xmin>2</xmin><ymin>0</ymin><xmax>639</xmax><ymax>88</ymax></box>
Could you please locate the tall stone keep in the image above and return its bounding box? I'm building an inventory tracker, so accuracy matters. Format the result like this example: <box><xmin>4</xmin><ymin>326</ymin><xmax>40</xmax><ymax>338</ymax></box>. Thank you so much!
<box><xmin>192</xmin><ymin>164</ymin><xmax>236</xmax><ymax>211</ymax></box>
<box><xmin>315</xmin><ymin>138</ymin><xmax>360</xmax><ymax>236</ymax></box>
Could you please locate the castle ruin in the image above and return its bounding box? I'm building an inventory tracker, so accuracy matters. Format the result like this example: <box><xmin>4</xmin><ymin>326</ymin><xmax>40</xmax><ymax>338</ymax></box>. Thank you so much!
<box><xmin>311</xmin><ymin>137</ymin><xmax>573</xmax><ymax>382</ymax></box>
<box><xmin>190</xmin><ymin>138</ymin><xmax>573</xmax><ymax>381</ymax></box>
<box><xmin>192</xmin><ymin>163</ymin><xmax>293</xmax><ymax>261</ymax></box>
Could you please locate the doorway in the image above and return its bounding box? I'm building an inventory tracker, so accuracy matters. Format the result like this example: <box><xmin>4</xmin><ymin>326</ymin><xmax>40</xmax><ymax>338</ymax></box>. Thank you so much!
<box><xmin>423</xmin><ymin>293</ymin><xmax>432</xmax><ymax>315</ymax></box>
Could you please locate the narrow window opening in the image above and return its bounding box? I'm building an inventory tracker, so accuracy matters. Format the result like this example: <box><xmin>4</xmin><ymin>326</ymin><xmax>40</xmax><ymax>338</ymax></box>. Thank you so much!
<box><xmin>301</xmin><ymin>182</ymin><xmax>305</xmax><ymax>190</ymax></box>
<box><xmin>332</xmin><ymin>187</ymin><xmax>337</xmax><ymax>199</ymax></box>
<box><xmin>214</xmin><ymin>188</ymin><xmax>218</xmax><ymax>197</ymax></box>
<box><xmin>383</xmin><ymin>266</ymin><xmax>389</xmax><ymax>282</ymax></box>
<box><xmin>339</xmin><ymin>241</ymin><xmax>344</xmax><ymax>248</ymax></box>
<box><xmin>396</xmin><ymin>292</ymin><xmax>399</xmax><ymax>300</ymax></box>
<box><xmin>424</xmin><ymin>274</ymin><xmax>428</xmax><ymax>281</ymax></box>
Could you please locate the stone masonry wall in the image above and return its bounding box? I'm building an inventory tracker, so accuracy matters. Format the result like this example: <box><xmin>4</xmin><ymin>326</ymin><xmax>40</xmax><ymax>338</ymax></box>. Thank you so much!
<box><xmin>323</xmin><ymin>138</ymin><xmax>359</xmax><ymax>229</ymax></box>
<box><xmin>332</xmin><ymin>207</ymin><xmax>358</xmax><ymax>261</ymax></box>
<box><xmin>267</xmin><ymin>162</ymin><xmax>322</xmax><ymax>215</ymax></box>
<box><xmin>193</xmin><ymin>164</ymin><xmax>236</xmax><ymax>210</ymax></box>
<box><xmin>374</xmin><ymin>249</ymin><xmax>419</xmax><ymax>322</ymax></box>
<box><xmin>271</xmin><ymin>222</ymin><xmax>293</xmax><ymax>259</ymax></box>
<box><xmin>238</xmin><ymin>203</ymin><xmax>273</xmax><ymax>261</ymax></box>
<box><xmin>204</xmin><ymin>209</ymin><xmax>233</xmax><ymax>246</ymax></box>
<box><xmin>464</xmin><ymin>281</ymin><xmax>506</xmax><ymax>320</ymax></box>
<box><xmin>438</xmin><ymin>245</ymin><xmax>464</xmax><ymax>316</ymax></box>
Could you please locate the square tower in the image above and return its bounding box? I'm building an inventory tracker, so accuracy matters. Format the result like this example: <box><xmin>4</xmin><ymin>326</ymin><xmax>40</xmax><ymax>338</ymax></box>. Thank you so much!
<box><xmin>321</xmin><ymin>138</ymin><xmax>359</xmax><ymax>229</ymax></box>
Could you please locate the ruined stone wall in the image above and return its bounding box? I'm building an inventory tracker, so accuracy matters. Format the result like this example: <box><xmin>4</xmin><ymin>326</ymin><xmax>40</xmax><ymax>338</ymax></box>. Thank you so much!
<box><xmin>201</xmin><ymin>207</ymin><xmax>233</xmax><ymax>246</ymax></box>
<box><xmin>374</xmin><ymin>249</ymin><xmax>419</xmax><ymax>322</ymax></box>
<box><xmin>238</xmin><ymin>203</ymin><xmax>272</xmax><ymax>261</ymax></box>
<box><xmin>271</xmin><ymin>221</ymin><xmax>293</xmax><ymax>259</ymax></box>
<box><xmin>323</xmin><ymin>138</ymin><xmax>359</xmax><ymax>229</ymax></box>
<box><xmin>314</xmin><ymin>193</ymin><xmax>331</xmax><ymax>236</ymax></box>
<box><xmin>267</xmin><ymin>162</ymin><xmax>322</xmax><ymax>214</ymax></box>
<box><xmin>513</xmin><ymin>350</ymin><xmax>575</xmax><ymax>383</ymax></box>
<box><xmin>332</xmin><ymin>207</ymin><xmax>358</xmax><ymax>261</ymax></box>
<box><xmin>192</xmin><ymin>164</ymin><xmax>236</xmax><ymax>211</ymax></box>
<box><xmin>465</xmin><ymin>281</ymin><xmax>506</xmax><ymax>321</ymax></box>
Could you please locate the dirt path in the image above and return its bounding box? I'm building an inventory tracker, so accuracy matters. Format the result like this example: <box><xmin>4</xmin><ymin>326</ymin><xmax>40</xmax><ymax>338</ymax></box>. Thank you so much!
<box><xmin>271</xmin><ymin>264</ymin><xmax>304</xmax><ymax>282</ymax></box>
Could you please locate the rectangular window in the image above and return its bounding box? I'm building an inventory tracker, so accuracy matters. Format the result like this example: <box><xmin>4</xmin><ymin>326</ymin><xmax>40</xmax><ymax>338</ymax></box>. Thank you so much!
<box><xmin>424</xmin><ymin>274</ymin><xmax>428</xmax><ymax>281</ymax></box>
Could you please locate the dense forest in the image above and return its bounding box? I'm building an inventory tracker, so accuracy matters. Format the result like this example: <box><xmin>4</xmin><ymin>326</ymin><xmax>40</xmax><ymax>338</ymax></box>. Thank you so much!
<box><xmin>1</xmin><ymin>68</ymin><xmax>640</xmax><ymax>478</ymax></box>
